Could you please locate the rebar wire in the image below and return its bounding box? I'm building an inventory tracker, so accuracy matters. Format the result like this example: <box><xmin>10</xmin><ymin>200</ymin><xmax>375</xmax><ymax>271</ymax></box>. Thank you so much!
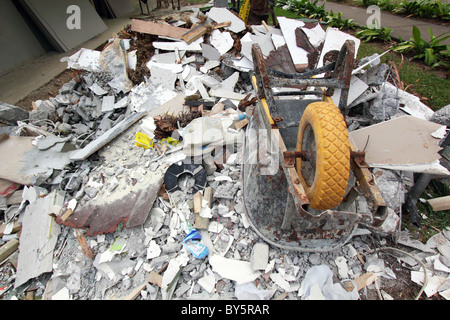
<box><xmin>370</xmin><ymin>246</ymin><xmax>429</xmax><ymax>300</ymax></box>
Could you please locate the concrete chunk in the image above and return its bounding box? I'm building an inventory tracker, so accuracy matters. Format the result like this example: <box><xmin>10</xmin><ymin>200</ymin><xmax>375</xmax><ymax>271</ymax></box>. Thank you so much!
<box><xmin>101</xmin><ymin>95</ymin><xmax>115</xmax><ymax>113</ymax></box>
<box><xmin>0</xmin><ymin>102</ymin><xmax>29</xmax><ymax>124</ymax></box>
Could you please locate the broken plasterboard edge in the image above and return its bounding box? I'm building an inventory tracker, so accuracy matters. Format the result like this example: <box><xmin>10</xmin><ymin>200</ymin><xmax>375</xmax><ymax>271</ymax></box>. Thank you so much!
<box><xmin>146</xmin><ymin>60</ymin><xmax>184</xmax><ymax>74</ymax></box>
<box><xmin>300</xmin><ymin>22</ymin><xmax>326</xmax><ymax>48</ymax></box>
<box><xmin>210</xmin><ymin>88</ymin><xmax>247</xmax><ymax>100</ymax></box>
<box><xmin>69</xmin><ymin>111</ymin><xmax>147</xmax><ymax>161</ymax></box>
<box><xmin>368</xmin><ymin>160</ymin><xmax>450</xmax><ymax>176</ymax></box>
<box><xmin>152</xmin><ymin>37</ymin><xmax>203</xmax><ymax>52</ymax></box>
<box><xmin>277</xmin><ymin>16</ymin><xmax>309</xmax><ymax>71</ymax></box>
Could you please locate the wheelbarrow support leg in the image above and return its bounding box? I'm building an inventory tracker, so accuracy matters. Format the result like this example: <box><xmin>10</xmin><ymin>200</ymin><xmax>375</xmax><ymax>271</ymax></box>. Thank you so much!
<box><xmin>281</xmin><ymin>193</ymin><xmax>295</xmax><ymax>230</ymax></box>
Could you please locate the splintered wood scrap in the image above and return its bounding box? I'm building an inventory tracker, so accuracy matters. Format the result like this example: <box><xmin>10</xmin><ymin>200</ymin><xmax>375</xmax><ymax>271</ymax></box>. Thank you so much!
<box><xmin>59</xmin><ymin>208</ymin><xmax>74</xmax><ymax>222</ymax></box>
<box><xmin>75</xmin><ymin>230</ymin><xmax>94</xmax><ymax>259</ymax></box>
<box><xmin>428</xmin><ymin>196</ymin><xmax>450</xmax><ymax>211</ymax></box>
<box><xmin>182</xmin><ymin>23</ymin><xmax>213</xmax><ymax>44</ymax></box>
<box><xmin>193</xmin><ymin>191</ymin><xmax>203</xmax><ymax>214</ymax></box>
<box><xmin>213</xmin><ymin>21</ymin><xmax>231</xmax><ymax>29</ymax></box>
<box><xmin>0</xmin><ymin>238</ymin><xmax>19</xmax><ymax>263</ymax></box>
<box><xmin>343</xmin><ymin>273</ymin><xmax>377</xmax><ymax>292</ymax></box>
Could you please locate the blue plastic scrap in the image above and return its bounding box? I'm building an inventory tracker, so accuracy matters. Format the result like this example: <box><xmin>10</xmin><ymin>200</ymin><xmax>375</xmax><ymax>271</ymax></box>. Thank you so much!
<box><xmin>182</xmin><ymin>229</ymin><xmax>209</xmax><ymax>259</ymax></box>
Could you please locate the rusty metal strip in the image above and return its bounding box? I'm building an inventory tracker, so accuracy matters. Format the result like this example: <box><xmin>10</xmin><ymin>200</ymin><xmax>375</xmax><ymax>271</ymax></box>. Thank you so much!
<box><xmin>350</xmin><ymin>147</ymin><xmax>388</xmax><ymax>228</ymax></box>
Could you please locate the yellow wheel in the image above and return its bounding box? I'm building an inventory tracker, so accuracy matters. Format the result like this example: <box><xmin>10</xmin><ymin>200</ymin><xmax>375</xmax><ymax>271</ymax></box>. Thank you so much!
<box><xmin>296</xmin><ymin>101</ymin><xmax>350</xmax><ymax>210</ymax></box>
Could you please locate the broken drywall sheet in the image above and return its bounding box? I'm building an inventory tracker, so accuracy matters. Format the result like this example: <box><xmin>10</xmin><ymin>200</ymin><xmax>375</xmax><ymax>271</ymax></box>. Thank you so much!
<box><xmin>271</xmin><ymin>33</ymin><xmax>286</xmax><ymax>50</ymax></box>
<box><xmin>209</xmin><ymin>254</ymin><xmax>261</xmax><ymax>284</ymax></box>
<box><xmin>152</xmin><ymin>37</ymin><xmax>203</xmax><ymax>52</ymax></box>
<box><xmin>161</xmin><ymin>253</ymin><xmax>189</xmax><ymax>300</ymax></box>
<box><xmin>301</xmin><ymin>22</ymin><xmax>326</xmax><ymax>48</ymax></box>
<box><xmin>209</xmin><ymin>30</ymin><xmax>234</xmax><ymax>56</ymax></box>
<box><xmin>129</xmin><ymin>82</ymin><xmax>178</xmax><ymax>113</ymax></box>
<box><xmin>317</xmin><ymin>27</ymin><xmax>360</xmax><ymax>70</ymax></box>
<box><xmin>349</xmin><ymin>115</ymin><xmax>449</xmax><ymax>175</ymax></box>
<box><xmin>332</xmin><ymin>75</ymin><xmax>369</xmax><ymax>107</ymax></box>
<box><xmin>147</xmin><ymin>52</ymin><xmax>184</xmax><ymax>74</ymax></box>
<box><xmin>149</xmin><ymin>65</ymin><xmax>179</xmax><ymax>91</ymax></box>
<box><xmin>0</xmin><ymin>136</ymin><xmax>35</xmax><ymax>185</ymax></box>
<box><xmin>277</xmin><ymin>17</ymin><xmax>308</xmax><ymax>71</ymax></box>
<box><xmin>241</xmin><ymin>33</ymin><xmax>274</xmax><ymax>62</ymax></box>
<box><xmin>208</xmin><ymin>7</ymin><xmax>246</xmax><ymax>34</ymax></box>
<box><xmin>15</xmin><ymin>189</ymin><xmax>64</xmax><ymax>288</ymax></box>
<box><xmin>61</xmin><ymin>48</ymin><xmax>101</xmax><ymax>72</ymax></box>
<box><xmin>201</xmin><ymin>43</ymin><xmax>221</xmax><ymax>61</ymax></box>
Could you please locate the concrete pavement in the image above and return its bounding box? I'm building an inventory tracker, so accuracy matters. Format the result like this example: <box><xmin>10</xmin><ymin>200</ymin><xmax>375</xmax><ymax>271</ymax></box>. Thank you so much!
<box><xmin>320</xmin><ymin>1</ymin><xmax>450</xmax><ymax>44</ymax></box>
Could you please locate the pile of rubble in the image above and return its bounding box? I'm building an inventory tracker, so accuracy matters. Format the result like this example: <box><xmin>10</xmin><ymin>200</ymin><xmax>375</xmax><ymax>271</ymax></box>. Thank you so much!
<box><xmin>1</xmin><ymin>7</ymin><xmax>450</xmax><ymax>301</ymax></box>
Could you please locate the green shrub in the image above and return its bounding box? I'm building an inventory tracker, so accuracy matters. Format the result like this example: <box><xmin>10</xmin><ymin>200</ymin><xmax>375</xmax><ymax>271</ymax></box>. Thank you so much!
<box><xmin>393</xmin><ymin>26</ymin><xmax>450</xmax><ymax>69</ymax></box>
<box><xmin>394</xmin><ymin>0</ymin><xmax>450</xmax><ymax>20</ymax></box>
<box><xmin>325</xmin><ymin>10</ymin><xmax>357</xmax><ymax>30</ymax></box>
<box><xmin>355</xmin><ymin>26</ymin><xmax>393</xmax><ymax>43</ymax></box>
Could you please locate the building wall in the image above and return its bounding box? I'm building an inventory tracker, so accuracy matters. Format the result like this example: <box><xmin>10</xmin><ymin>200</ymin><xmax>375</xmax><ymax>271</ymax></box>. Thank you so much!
<box><xmin>0</xmin><ymin>0</ymin><xmax>46</xmax><ymax>77</ymax></box>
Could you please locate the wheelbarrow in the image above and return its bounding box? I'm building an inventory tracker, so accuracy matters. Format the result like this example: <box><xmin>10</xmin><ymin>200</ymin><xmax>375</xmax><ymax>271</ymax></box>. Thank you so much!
<box><xmin>241</xmin><ymin>41</ymin><xmax>391</xmax><ymax>252</ymax></box>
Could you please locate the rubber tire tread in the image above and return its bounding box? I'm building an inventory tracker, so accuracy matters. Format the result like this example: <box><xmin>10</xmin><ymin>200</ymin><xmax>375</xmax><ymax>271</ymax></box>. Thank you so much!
<box><xmin>296</xmin><ymin>101</ymin><xmax>350</xmax><ymax>210</ymax></box>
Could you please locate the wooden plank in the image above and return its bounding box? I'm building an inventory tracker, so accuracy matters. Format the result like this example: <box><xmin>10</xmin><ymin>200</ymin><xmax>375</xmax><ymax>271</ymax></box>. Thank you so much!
<box><xmin>75</xmin><ymin>230</ymin><xmax>94</xmax><ymax>259</ymax></box>
<box><xmin>70</xmin><ymin>111</ymin><xmax>147</xmax><ymax>161</ymax></box>
<box><xmin>213</xmin><ymin>21</ymin><xmax>231</xmax><ymax>30</ymax></box>
<box><xmin>428</xmin><ymin>196</ymin><xmax>450</xmax><ymax>211</ymax></box>
<box><xmin>130</xmin><ymin>19</ymin><xmax>189</xmax><ymax>40</ymax></box>
<box><xmin>148</xmin><ymin>271</ymin><xmax>163</xmax><ymax>287</ymax></box>
<box><xmin>111</xmin><ymin>271</ymin><xmax>163</xmax><ymax>300</ymax></box>
<box><xmin>182</xmin><ymin>23</ymin><xmax>209</xmax><ymax>44</ymax></box>
<box><xmin>0</xmin><ymin>220</ymin><xmax>22</xmax><ymax>238</ymax></box>
<box><xmin>194</xmin><ymin>188</ymin><xmax>210</xmax><ymax>230</ymax></box>
<box><xmin>343</xmin><ymin>273</ymin><xmax>376</xmax><ymax>292</ymax></box>
<box><xmin>193</xmin><ymin>191</ymin><xmax>203</xmax><ymax>214</ymax></box>
<box><xmin>0</xmin><ymin>238</ymin><xmax>19</xmax><ymax>263</ymax></box>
